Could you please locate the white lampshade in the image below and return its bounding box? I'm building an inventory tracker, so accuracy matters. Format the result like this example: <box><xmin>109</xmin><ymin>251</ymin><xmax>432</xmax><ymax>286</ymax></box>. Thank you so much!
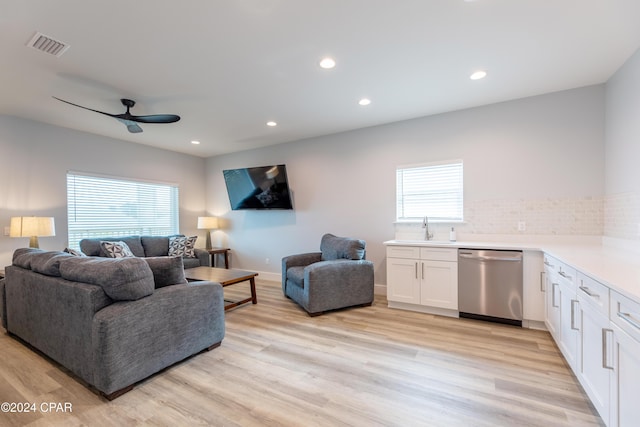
<box><xmin>197</xmin><ymin>216</ymin><xmax>218</xmax><ymax>230</ymax></box>
<box><xmin>10</xmin><ymin>216</ymin><xmax>56</xmax><ymax>248</ymax></box>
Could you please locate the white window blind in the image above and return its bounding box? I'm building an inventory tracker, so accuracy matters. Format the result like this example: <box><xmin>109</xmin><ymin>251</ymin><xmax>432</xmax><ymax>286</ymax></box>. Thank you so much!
<box><xmin>396</xmin><ymin>160</ymin><xmax>463</xmax><ymax>221</ymax></box>
<box><xmin>67</xmin><ymin>172</ymin><xmax>179</xmax><ymax>249</ymax></box>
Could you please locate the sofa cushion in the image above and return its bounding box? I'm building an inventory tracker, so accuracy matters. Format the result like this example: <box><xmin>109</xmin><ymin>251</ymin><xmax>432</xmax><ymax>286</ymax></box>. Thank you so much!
<box><xmin>12</xmin><ymin>247</ymin><xmax>44</xmax><ymax>269</ymax></box>
<box><xmin>59</xmin><ymin>257</ymin><xmax>154</xmax><ymax>301</ymax></box>
<box><xmin>101</xmin><ymin>241</ymin><xmax>135</xmax><ymax>258</ymax></box>
<box><xmin>168</xmin><ymin>236</ymin><xmax>197</xmax><ymax>258</ymax></box>
<box><xmin>80</xmin><ymin>236</ymin><xmax>145</xmax><ymax>257</ymax></box>
<box><xmin>30</xmin><ymin>251</ymin><xmax>74</xmax><ymax>276</ymax></box>
<box><xmin>143</xmin><ymin>256</ymin><xmax>188</xmax><ymax>288</ymax></box>
<box><xmin>141</xmin><ymin>235</ymin><xmax>171</xmax><ymax>257</ymax></box>
<box><xmin>320</xmin><ymin>233</ymin><xmax>366</xmax><ymax>261</ymax></box>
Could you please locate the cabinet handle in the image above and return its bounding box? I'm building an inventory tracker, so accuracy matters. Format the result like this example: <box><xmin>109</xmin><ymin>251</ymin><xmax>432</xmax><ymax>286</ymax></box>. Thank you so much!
<box><xmin>558</xmin><ymin>270</ymin><xmax>573</xmax><ymax>281</ymax></box>
<box><xmin>544</xmin><ymin>260</ymin><xmax>554</xmax><ymax>268</ymax></box>
<box><xmin>415</xmin><ymin>262</ymin><xmax>418</xmax><ymax>279</ymax></box>
<box><xmin>618</xmin><ymin>311</ymin><xmax>640</xmax><ymax>331</ymax></box>
<box><xmin>540</xmin><ymin>271</ymin><xmax>545</xmax><ymax>292</ymax></box>
<box><xmin>421</xmin><ymin>262</ymin><xmax>424</xmax><ymax>280</ymax></box>
<box><xmin>579</xmin><ymin>286</ymin><xmax>600</xmax><ymax>299</ymax></box>
<box><xmin>602</xmin><ymin>328</ymin><xmax>614</xmax><ymax>370</ymax></box>
<box><xmin>552</xmin><ymin>283</ymin><xmax>559</xmax><ymax>308</ymax></box>
<box><xmin>570</xmin><ymin>300</ymin><xmax>579</xmax><ymax>331</ymax></box>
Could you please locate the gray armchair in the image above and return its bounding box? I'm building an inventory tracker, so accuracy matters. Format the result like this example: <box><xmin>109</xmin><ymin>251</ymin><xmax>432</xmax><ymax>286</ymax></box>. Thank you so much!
<box><xmin>282</xmin><ymin>233</ymin><xmax>374</xmax><ymax>316</ymax></box>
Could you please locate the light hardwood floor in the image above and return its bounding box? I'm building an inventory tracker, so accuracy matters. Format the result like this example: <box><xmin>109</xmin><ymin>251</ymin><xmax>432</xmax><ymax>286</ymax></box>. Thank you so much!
<box><xmin>0</xmin><ymin>279</ymin><xmax>604</xmax><ymax>426</ymax></box>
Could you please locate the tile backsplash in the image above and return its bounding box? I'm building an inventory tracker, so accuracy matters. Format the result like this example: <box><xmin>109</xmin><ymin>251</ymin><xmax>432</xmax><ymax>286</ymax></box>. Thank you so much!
<box><xmin>604</xmin><ymin>192</ymin><xmax>640</xmax><ymax>240</ymax></box>
<box><xmin>395</xmin><ymin>196</ymin><xmax>605</xmax><ymax>240</ymax></box>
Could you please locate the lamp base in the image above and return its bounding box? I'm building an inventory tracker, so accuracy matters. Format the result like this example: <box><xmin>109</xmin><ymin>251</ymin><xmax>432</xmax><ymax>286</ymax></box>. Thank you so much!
<box><xmin>205</xmin><ymin>230</ymin><xmax>212</xmax><ymax>250</ymax></box>
<box><xmin>29</xmin><ymin>235</ymin><xmax>40</xmax><ymax>248</ymax></box>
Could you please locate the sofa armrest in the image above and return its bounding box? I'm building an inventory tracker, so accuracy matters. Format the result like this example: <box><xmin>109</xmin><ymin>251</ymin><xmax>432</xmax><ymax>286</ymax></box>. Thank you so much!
<box><xmin>304</xmin><ymin>260</ymin><xmax>374</xmax><ymax>313</ymax></box>
<box><xmin>194</xmin><ymin>248</ymin><xmax>211</xmax><ymax>267</ymax></box>
<box><xmin>91</xmin><ymin>280</ymin><xmax>224</xmax><ymax>396</ymax></box>
<box><xmin>281</xmin><ymin>252</ymin><xmax>322</xmax><ymax>290</ymax></box>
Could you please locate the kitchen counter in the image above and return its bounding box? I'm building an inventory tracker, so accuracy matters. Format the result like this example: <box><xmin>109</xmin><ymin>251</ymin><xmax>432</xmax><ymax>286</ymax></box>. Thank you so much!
<box><xmin>384</xmin><ymin>239</ymin><xmax>640</xmax><ymax>303</ymax></box>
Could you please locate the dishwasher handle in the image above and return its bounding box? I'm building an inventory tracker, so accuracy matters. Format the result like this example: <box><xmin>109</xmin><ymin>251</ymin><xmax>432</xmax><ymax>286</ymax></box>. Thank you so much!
<box><xmin>459</xmin><ymin>252</ymin><xmax>522</xmax><ymax>262</ymax></box>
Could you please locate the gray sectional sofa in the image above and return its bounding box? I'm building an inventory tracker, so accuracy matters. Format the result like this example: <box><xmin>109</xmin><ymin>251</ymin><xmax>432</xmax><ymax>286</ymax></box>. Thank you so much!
<box><xmin>79</xmin><ymin>234</ymin><xmax>211</xmax><ymax>269</ymax></box>
<box><xmin>0</xmin><ymin>248</ymin><xmax>225</xmax><ymax>399</ymax></box>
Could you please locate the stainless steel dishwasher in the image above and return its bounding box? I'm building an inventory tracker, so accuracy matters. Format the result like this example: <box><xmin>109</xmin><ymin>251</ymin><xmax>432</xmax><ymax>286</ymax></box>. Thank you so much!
<box><xmin>458</xmin><ymin>249</ymin><xmax>523</xmax><ymax>326</ymax></box>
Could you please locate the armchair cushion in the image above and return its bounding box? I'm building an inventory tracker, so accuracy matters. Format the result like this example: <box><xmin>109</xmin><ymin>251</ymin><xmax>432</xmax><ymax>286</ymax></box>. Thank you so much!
<box><xmin>320</xmin><ymin>233</ymin><xmax>366</xmax><ymax>261</ymax></box>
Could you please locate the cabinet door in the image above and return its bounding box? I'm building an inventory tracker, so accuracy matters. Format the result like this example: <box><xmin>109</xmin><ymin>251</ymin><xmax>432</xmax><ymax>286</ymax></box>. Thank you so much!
<box><xmin>523</xmin><ymin>251</ymin><xmax>545</xmax><ymax>321</ymax></box>
<box><xmin>578</xmin><ymin>304</ymin><xmax>611</xmax><ymax>424</ymax></box>
<box><xmin>611</xmin><ymin>323</ymin><xmax>640</xmax><ymax>427</ymax></box>
<box><xmin>545</xmin><ymin>274</ymin><xmax>561</xmax><ymax>340</ymax></box>
<box><xmin>420</xmin><ymin>260</ymin><xmax>458</xmax><ymax>310</ymax></box>
<box><xmin>386</xmin><ymin>258</ymin><xmax>420</xmax><ymax>304</ymax></box>
<box><xmin>558</xmin><ymin>281</ymin><xmax>579</xmax><ymax>371</ymax></box>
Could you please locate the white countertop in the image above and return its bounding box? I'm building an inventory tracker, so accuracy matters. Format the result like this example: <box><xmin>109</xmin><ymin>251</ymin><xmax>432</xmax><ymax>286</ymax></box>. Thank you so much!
<box><xmin>384</xmin><ymin>238</ymin><xmax>640</xmax><ymax>303</ymax></box>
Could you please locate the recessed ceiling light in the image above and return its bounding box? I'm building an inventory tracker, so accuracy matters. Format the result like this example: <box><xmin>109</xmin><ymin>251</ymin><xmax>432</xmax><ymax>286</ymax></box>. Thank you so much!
<box><xmin>266</xmin><ymin>121</ymin><xmax>277</xmax><ymax>127</ymax></box>
<box><xmin>191</xmin><ymin>140</ymin><xmax>200</xmax><ymax>145</ymax></box>
<box><xmin>470</xmin><ymin>70</ymin><xmax>487</xmax><ymax>80</ymax></box>
<box><xmin>358</xmin><ymin>98</ymin><xmax>371</xmax><ymax>106</ymax></box>
<box><xmin>319</xmin><ymin>57</ymin><xmax>336</xmax><ymax>69</ymax></box>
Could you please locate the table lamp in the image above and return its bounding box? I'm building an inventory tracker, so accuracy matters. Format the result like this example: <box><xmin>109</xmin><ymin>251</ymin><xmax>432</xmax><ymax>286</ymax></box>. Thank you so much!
<box><xmin>10</xmin><ymin>216</ymin><xmax>56</xmax><ymax>248</ymax></box>
<box><xmin>197</xmin><ymin>216</ymin><xmax>218</xmax><ymax>250</ymax></box>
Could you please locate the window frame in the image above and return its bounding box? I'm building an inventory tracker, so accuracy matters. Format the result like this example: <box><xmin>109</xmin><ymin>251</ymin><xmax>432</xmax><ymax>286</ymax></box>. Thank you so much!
<box><xmin>395</xmin><ymin>159</ymin><xmax>464</xmax><ymax>223</ymax></box>
<box><xmin>66</xmin><ymin>171</ymin><xmax>180</xmax><ymax>249</ymax></box>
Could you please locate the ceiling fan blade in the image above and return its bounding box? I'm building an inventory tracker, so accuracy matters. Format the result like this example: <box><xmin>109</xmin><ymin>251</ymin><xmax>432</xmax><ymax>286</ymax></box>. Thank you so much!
<box><xmin>114</xmin><ymin>113</ymin><xmax>181</xmax><ymax>124</ymax></box>
<box><xmin>52</xmin><ymin>96</ymin><xmax>118</xmax><ymax>119</ymax></box>
<box><xmin>117</xmin><ymin>118</ymin><xmax>143</xmax><ymax>133</ymax></box>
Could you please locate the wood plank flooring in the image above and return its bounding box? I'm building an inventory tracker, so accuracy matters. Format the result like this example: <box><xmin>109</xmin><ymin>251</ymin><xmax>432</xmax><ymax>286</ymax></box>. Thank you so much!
<box><xmin>0</xmin><ymin>279</ymin><xmax>604</xmax><ymax>426</ymax></box>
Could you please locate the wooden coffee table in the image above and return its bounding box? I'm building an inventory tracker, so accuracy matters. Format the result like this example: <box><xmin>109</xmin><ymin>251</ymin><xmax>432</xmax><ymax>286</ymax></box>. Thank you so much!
<box><xmin>184</xmin><ymin>267</ymin><xmax>258</xmax><ymax>311</ymax></box>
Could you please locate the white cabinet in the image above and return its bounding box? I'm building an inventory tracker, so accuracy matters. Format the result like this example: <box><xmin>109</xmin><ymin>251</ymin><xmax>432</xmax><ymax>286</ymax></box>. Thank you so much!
<box><xmin>610</xmin><ymin>290</ymin><xmax>640</xmax><ymax>427</ymax></box>
<box><xmin>576</xmin><ymin>272</ymin><xmax>611</xmax><ymax>424</ymax></box>
<box><xmin>386</xmin><ymin>246</ymin><xmax>457</xmax><ymax>315</ymax></box>
<box><xmin>419</xmin><ymin>248</ymin><xmax>458</xmax><ymax>310</ymax></box>
<box><xmin>543</xmin><ymin>255</ymin><xmax>579</xmax><ymax>370</ymax></box>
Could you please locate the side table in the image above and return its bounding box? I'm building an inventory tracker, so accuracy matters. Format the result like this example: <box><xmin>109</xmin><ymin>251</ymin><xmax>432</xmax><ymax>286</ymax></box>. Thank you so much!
<box><xmin>207</xmin><ymin>248</ymin><xmax>230</xmax><ymax>269</ymax></box>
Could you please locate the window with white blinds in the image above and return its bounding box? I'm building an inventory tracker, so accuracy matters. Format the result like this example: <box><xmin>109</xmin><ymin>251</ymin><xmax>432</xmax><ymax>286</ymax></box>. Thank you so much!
<box><xmin>396</xmin><ymin>160</ymin><xmax>463</xmax><ymax>222</ymax></box>
<box><xmin>67</xmin><ymin>172</ymin><xmax>179</xmax><ymax>249</ymax></box>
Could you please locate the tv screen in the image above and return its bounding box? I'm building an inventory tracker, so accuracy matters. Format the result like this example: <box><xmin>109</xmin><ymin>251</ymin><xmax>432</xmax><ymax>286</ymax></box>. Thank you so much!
<box><xmin>223</xmin><ymin>164</ymin><xmax>293</xmax><ymax>210</ymax></box>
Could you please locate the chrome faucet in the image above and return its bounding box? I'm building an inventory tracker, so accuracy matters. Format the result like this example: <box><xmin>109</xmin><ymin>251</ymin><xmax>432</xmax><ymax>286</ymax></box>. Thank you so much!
<box><xmin>422</xmin><ymin>215</ymin><xmax>433</xmax><ymax>240</ymax></box>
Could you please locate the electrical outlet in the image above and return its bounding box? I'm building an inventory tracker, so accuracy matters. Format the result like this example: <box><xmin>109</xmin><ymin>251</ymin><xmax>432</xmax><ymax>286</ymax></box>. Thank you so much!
<box><xmin>518</xmin><ymin>221</ymin><xmax>526</xmax><ymax>232</ymax></box>
<box><xmin>265</xmin><ymin>258</ymin><xmax>270</xmax><ymax>265</ymax></box>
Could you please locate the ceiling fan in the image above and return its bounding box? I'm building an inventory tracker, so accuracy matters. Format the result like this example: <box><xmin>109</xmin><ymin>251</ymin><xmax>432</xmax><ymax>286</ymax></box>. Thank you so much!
<box><xmin>53</xmin><ymin>96</ymin><xmax>180</xmax><ymax>133</ymax></box>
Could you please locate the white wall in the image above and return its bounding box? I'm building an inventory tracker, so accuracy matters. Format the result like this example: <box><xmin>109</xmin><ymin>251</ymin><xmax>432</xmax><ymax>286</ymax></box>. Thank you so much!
<box><xmin>0</xmin><ymin>116</ymin><xmax>207</xmax><ymax>267</ymax></box>
<box><xmin>605</xmin><ymin>47</ymin><xmax>640</xmax><ymax>239</ymax></box>
<box><xmin>206</xmin><ymin>85</ymin><xmax>605</xmax><ymax>284</ymax></box>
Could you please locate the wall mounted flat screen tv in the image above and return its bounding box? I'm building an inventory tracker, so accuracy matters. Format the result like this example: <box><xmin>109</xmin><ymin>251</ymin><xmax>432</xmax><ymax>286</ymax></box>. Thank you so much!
<box><xmin>223</xmin><ymin>164</ymin><xmax>293</xmax><ymax>210</ymax></box>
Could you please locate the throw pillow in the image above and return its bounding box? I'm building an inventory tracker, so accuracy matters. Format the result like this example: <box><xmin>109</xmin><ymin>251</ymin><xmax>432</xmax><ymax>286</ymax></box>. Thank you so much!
<box><xmin>101</xmin><ymin>241</ymin><xmax>135</xmax><ymax>258</ymax></box>
<box><xmin>64</xmin><ymin>247</ymin><xmax>86</xmax><ymax>257</ymax></box>
<box><xmin>168</xmin><ymin>235</ymin><xmax>197</xmax><ymax>258</ymax></box>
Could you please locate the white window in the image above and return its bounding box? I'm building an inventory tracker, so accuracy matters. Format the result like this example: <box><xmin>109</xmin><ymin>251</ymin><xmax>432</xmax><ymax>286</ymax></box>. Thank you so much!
<box><xmin>396</xmin><ymin>160</ymin><xmax>463</xmax><ymax>222</ymax></box>
<box><xmin>67</xmin><ymin>172</ymin><xmax>179</xmax><ymax>249</ymax></box>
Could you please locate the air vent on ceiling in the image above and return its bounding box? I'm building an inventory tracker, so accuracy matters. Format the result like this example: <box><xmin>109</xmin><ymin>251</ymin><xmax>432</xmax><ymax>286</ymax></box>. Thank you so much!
<box><xmin>27</xmin><ymin>32</ymin><xmax>70</xmax><ymax>57</ymax></box>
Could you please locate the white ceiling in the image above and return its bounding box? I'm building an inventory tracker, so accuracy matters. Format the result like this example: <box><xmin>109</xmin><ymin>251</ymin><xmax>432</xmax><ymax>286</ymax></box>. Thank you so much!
<box><xmin>2</xmin><ymin>1</ymin><xmax>640</xmax><ymax>158</ymax></box>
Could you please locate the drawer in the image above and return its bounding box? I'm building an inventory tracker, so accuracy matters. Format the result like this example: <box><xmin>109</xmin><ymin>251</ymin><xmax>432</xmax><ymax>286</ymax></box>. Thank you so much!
<box><xmin>387</xmin><ymin>246</ymin><xmax>420</xmax><ymax>259</ymax></box>
<box><xmin>610</xmin><ymin>290</ymin><xmax>640</xmax><ymax>342</ymax></box>
<box><xmin>420</xmin><ymin>247</ymin><xmax>457</xmax><ymax>262</ymax></box>
<box><xmin>576</xmin><ymin>272</ymin><xmax>609</xmax><ymax>316</ymax></box>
